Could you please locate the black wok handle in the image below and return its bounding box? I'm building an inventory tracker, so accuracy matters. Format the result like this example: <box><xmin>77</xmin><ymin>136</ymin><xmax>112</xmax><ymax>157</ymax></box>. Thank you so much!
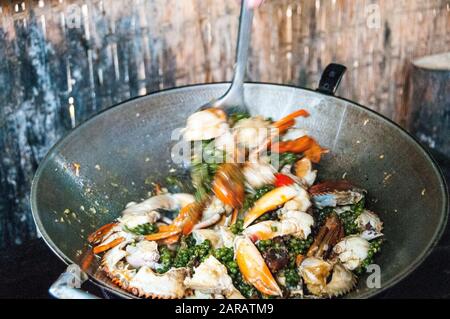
<box><xmin>316</xmin><ymin>63</ymin><xmax>347</xmax><ymax>96</ymax></box>
<box><xmin>49</xmin><ymin>264</ymin><xmax>100</xmax><ymax>299</ymax></box>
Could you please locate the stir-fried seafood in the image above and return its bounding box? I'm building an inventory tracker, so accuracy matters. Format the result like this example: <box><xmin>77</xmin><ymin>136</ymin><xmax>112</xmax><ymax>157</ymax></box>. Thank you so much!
<box><xmin>88</xmin><ymin>108</ymin><xmax>384</xmax><ymax>298</ymax></box>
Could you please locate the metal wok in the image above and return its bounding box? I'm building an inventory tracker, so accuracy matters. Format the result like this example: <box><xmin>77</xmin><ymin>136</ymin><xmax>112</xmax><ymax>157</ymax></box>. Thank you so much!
<box><xmin>31</xmin><ymin>65</ymin><xmax>448</xmax><ymax>299</ymax></box>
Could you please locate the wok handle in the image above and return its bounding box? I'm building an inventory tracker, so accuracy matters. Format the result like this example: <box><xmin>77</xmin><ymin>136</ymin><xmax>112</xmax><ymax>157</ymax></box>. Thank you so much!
<box><xmin>316</xmin><ymin>63</ymin><xmax>347</xmax><ymax>96</ymax></box>
<box><xmin>49</xmin><ymin>264</ymin><xmax>100</xmax><ymax>299</ymax></box>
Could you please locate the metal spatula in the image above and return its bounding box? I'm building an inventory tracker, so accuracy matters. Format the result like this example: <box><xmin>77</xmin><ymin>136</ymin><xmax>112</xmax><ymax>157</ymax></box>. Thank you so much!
<box><xmin>198</xmin><ymin>0</ymin><xmax>254</xmax><ymax>114</ymax></box>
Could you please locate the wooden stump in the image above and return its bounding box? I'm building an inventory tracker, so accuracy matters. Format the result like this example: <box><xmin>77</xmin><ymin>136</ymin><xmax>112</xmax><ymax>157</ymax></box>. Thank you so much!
<box><xmin>404</xmin><ymin>53</ymin><xmax>450</xmax><ymax>157</ymax></box>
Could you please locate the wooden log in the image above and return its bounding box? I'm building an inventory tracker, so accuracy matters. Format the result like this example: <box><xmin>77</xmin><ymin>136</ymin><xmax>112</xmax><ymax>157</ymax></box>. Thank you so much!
<box><xmin>404</xmin><ymin>53</ymin><xmax>450</xmax><ymax>157</ymax></box>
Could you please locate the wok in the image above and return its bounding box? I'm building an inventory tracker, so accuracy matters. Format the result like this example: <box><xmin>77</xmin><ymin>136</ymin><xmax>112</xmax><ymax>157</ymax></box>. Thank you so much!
<box><xmin>31</xmin><ymin>64</ymin><xmax>448</xmax><ymax>299</ymax></box>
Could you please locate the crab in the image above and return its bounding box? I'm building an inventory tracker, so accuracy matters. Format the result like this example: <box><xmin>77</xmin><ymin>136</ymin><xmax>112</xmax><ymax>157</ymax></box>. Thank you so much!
<box><xmin>296</xmin><ymin>214</ymin><xmax>357</xmax><ymax>298</ymax></box>
<box><xmin>184</xmin><ymin>255</ymin><xmax>244</xmax><ymax>299</ymax></box>
<box><xmin>309</xmin><ymin>180</ymin><xmax>366</xmax><ymax>209</ymax></box>
<box><xmin>88</xmin><ymin>193</ymin><xmax>196</xmax><ymax>253</ymax></box>
<box><xmin>100</xmin><ymin>241</ymin><xmax>189</xmax><ymax>299</ymax></box>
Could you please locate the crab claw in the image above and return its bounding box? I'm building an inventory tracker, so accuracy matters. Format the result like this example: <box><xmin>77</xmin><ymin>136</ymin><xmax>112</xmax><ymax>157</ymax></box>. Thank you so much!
<box><xmin>88</xmin><ymin>222</ymin><xmax>118</xmax><ymax>245</ymax></box>
<box><xmin>213</xmin><ymin>163</ymin><xmax>245</xmax><ymax>209</ymax></box>
<box><xmin>235</xmin><ymin>236</ymin><xmax>282</xmax><ymax>296</ymax></box>
<box><xmin>145</xmin><ymin>202</ymin><xmax>204</xmax><ymax>242</ymax></box>
<box><xmin>243</xmin><ymin>185</ymin><xmax>298</xmax><ymax>228</ymax></box>
<box><xmin>93</xmin><ymin>237</ymin><xmax>125</xmax><ymax>254</ymax></box>
<box><xmin>145</xmin><ymin>224</ymin><xmax>182</xmax><ymax>242</ymax></box>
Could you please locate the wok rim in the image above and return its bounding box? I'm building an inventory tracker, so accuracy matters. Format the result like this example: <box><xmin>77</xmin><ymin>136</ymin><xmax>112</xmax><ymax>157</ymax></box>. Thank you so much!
<box><xmin>31</xmin><ymin>82</ymin><xmax>449</xmax><ymax>299</ymax></box>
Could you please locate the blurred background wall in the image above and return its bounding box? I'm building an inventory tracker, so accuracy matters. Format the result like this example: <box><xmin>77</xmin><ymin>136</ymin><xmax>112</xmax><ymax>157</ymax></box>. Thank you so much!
<box><xmin>0</xmin><ymin>0</ymin><xmax>449</xmax><ymax>248</ymax></box>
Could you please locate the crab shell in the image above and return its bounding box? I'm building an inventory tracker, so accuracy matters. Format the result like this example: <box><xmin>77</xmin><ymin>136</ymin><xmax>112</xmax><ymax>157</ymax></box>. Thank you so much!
<box><xmin>333</xmin><ymin>236</ymin><xmax>370</xmax><ymax>271</ymax></box>
<box><xmin>101</xmin><ymin>243</ymin><xmax>189</xmax><ymax>299</ymax></box>
<box><xmin>192</xmin><ymin>227</ymin><xmax>235</xmax><ymax>249</ymax></box>
<box><xmin>243</xmin><ymin>161</ymin><xmax>276</xmax><ymax>190</ymax></box>
<box><xmin>299</xmin><ymin>257</ymin><xmax>357</xmax><ymax>298</ymax></box>
<box><xmin>127</xmin><ymin>266</ymin><xmax>189</xmax><ymax>299</ymax></box>
<box><xmin>184</xmin><ymin>255</ymin><xmax>244</xmax><ymax>299</ymax></box>
<box><xmin>309</xmin><ymin>181</ymin><xmax>366</xmax><ymax>209</ymax></box>
<box><xmin>243</xmin><ymin>210</ymin><xmax>314</xmax><ymax>242</ymax></box>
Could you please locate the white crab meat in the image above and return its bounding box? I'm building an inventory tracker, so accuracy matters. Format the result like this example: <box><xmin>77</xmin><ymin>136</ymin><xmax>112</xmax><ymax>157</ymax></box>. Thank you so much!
<box><xmin>125</xmin><ymin>241</ymin><xmax>160</xmax><ymax>269</ymax></box>
<box><xmin>356</xmin><ymin>210</ymin><xmax>383</xmax><ymax>233</ymax></box>
<box><xmin>102</xmin><ymin>243</ymin><xmax>128</xmax><ymax>273</ymax></box>
<box><xmin>184</xmin><ymin>256</ymin><xmax>244</xmax><ymax>299</ymax></box>
<box><xmin>128</xmin><ymin>266</ymin><xmax>188</xmax><ymax>299</ymax></box>
<box><xmin>101</xmin><ymin>243</ymin><xmax>137</xmax><ymax>286</ymax></box>
<box><xmin>243</xmin><ymin>162</ymin><xmax>276</xmax><ymax>189</ymax></box>
<box><xmin>100</xmin><ymin>226</ymin><xmax>136</xmax><ymax>246</ymax></box>
<box><xmin>194</xmin><ymin>197</ymin><xmax>232</xmax><ymax>229</ymax></box>
<box><xmin>333</xmin><ymin>236</ymin><xmax>370</xmax><ymax>271</ymax></box>
<box><xmin>299</xmin><ymin>257</ymin><xmax>332</xmax><ymax>289</ymax></box>
<box><xmin>183</xmin><ymin>109</ymin><xmax>229</xmax><ymax>141</ymax></box>
<box><xmin>119</xmin><ymin>193</ymin><xmax>195</xmax><ymax>230</ymax></box>
<box><xmin>243</xmin><ymin>210</ymin><xmax>314</xmax><ymax>241</ymax></box>
<box><xmin>119</xmin><ymin>212</ymin><xmax>161</xmax><ymax>229</ymax></box>
<box><xmin>214</xmin><ymin>130</ymin><xmax>235</xmax><ymax>152</ymax></box>
<box><xmin>282</xmin><ymin>186</ymin><xmax>311</xmax><ymax>212</ymax></box>
<box><xmin>218</xmin><ymin>227</ymin><xmax>236</xmax><ymax>248</ymax></box>
<box><xmin>281</xmin><ymin>210</ymin><xmax>315</xmax><ymax>238</ymax></box>
<box><xmin>233</xmin><ymin>116</ymin><xmax>273</xmax><ymax>149</ymax></box>
<box><xmin>192</xmin><ymin>229</ymin><xmax>223</xmax><ymax>248</ymax></box>
<box><xmin>299</xmin><ymin>257</ymin><xmax>356</xmax><ymax>297</ymax></box>
<box><xmin>357</xmin><ymin>210</ymin><xmax>384</xmax><ymax>241</ymax></box>
<box><xmin>192</xmin><ymin>226</ymin><xmax>235</xmax><ymax>249</ymax></box>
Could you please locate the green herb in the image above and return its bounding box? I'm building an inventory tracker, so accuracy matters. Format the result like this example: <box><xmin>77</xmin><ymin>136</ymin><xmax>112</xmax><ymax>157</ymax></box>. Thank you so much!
<box><xmin>191</xmin><ymin>140</ymin><xmax>227</xmax><ymax>201</ymax></box>
<box><xmin>287</xmin><ymin>236</ymin><xmax>314</xmax><ymax>256</ymax></box>
<box><xmin>230</xmin><ymin>219</ymin><xmax>244</xmax><ymax>235</ymax></box>
<box><xmin>229</xmin><ymin>111</ymin><xmax>251</xmax><ymax>126</ymax></box>
<box><xmin>284</xmin><ymin>268</ymin><xmax>300</xmax><ymax>287</ymax></box>
<box><xmin>173</xmin><ymin>239</ymin><xmax>213</xmax><ymax>268</ymax></box>
<box><xmin>315</xmin><ymin>198</ymin><xmax>366</xmax><ymax>235</ymax></box>
<box><xmin>157</xmin><ymin>247</ymin><xmax>174</xmax><ymax>273</ymax></box>
<box><xmin>355</xmin><ymin>238</ymin><xmax>384</xmax><ymax>275</ymax></box>
<box><xmin>316</xmin><ymin>207</ymin><xmax>334</xmax><ymax>226</ymax></box>
<box><xmin>339</xmin><ymin>198</ymin><xmax>366</xmax><ymax>235</ymax></box>
<box><xmin>277</xmin><ymin>152</ymin><xmax>300</xmax><ymax>168</ymax></box>
<box><xmin>124</xmin><ymin>223</ymin><xmax>158</xmax><ymax>235</ymax></box>
<box><xmin>165</xmin><ymin>175</ymin><xmax>187</xmax><ymax>193</ymax></box>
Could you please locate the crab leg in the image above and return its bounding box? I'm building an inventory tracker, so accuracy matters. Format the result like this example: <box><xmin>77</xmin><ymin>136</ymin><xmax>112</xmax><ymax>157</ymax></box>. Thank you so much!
<box><xmin>235</xmin><ymin>236</ymin><xmax>282</xmax><ymax>296</ymax></box>
<box><xmin>273</xmin><ymin>109</ymin><xmax>310</xmax><ymax>133</ymax></box>
<box><xmin>88</xmin><ymin>222</ymin><xmax>117</xmax><ymax>244</ymax></box>
<box><xmin>271</xmin><ymin>136</ymin><xmax>328</xmax><ymax>164</ymax></box>
<box><xmin>243</xmin><ymin>185</ymin><xmax>298</xmax><ymax>228</ymax></box>
<box><xmin>145</xmin><ymin>202</ymin><xmax>204</xmax><ymax>242</ymax></box>
<box><xmin>93</xmin><ymin>237</ymin><xmax>125</xmax><ymax>254</ymax></box>
<box><xmin>212</xmin><ymin>163</ymin><xmax>245</xmax><ymax>209</ymax></box>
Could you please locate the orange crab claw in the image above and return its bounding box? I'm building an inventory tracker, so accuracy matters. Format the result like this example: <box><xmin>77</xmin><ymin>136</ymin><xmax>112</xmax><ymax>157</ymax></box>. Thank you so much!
<box><xmin>235</xmin><ymin>236</ymin><xmax>282</xmax><ymax>296</ymax></box>
<box><xmin>243</xmin><ymin>185</ymin><xmax>298</xmax><ymax>228</ymax></box>
<box><xmin>273</xmin><ymin>109</ymin><xmax>310</xmax><ymax>131</ymax></box>
<box><xmin>145</xmin><ymin>225</ymin><xmax>182</xmax><ymax>241</ymax></box>
<box><xmin>145</xmin><ymin>202</ymin><xmax>204</xmax><ymax>242</ymax></box>
<box><xmin>303</xmin><ymin>140</ymin><xmax>328</xmax><ymax>164</ymax></box>
<box><xmin>212</xmin><ymin>163</ymin><xmax>245</xmax><ymax>209</ymax></box>
<box><xmin>93</xmin><ymin>237</ymin><xmax>124</xmax><ymax>254</ymax></box>
<box><xmin>88</xmin><ymin>222</ymin><xmax>117</xmax><ymax>244</ymax></box>
<box><xmin>272</xmin><ymin>136</ymin><xmax>327</xmax><ymax>164</ymax></box>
